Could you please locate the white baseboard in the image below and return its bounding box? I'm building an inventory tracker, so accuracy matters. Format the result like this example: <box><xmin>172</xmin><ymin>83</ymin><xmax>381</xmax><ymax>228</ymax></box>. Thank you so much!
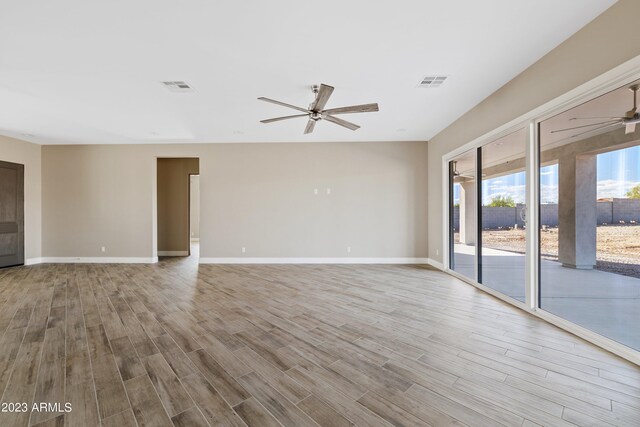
<box><xmin>158</xmin><ymin>251</ymin><xmax>189</xmax><ymax>256</ymax></box>
<box><xmin>25</xmin><ymin>256</ymin><xmax>428</xmax><ymax>266</ymax></box>
<box><xmin>32</xmin><ymin>257</ymin><xmax>158</xmax><ymax>264</ymax></box>
<box><xmin>426</xmin><ymin>258</ymin><xmax>444</xmax><ymax>270</ymax></box>
<box><xmin>199</xmin><ymin>257</ymin><xmax>429</xmax><ymax>265</ymax></box>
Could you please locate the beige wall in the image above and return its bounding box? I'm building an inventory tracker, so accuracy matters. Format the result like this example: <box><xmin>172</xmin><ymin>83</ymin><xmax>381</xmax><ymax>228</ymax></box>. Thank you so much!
<box><xmin>157</xmin><ymin>158</ymin><xmax>199</xmax><ymax>253</ymax></box>
<box><xmin>42</xmin><ymin>145</ymin><xmax>160</xmax><ymax>258</ymax></box>
<box><xmin>202</xmin><ymin>142</ymin><xmax>427</xmax><ymax>258</ymax></box>
<box><xmin>0</xmin><ymin>135</ymin><xmax>42</xmax><ymax>261</ymax></box>
<box><xmin>42</xmin><ymin>141</ymin><xmax>427</xmax><ymax>259</ymax></box>
<box><xmin>427</xmin><ymin>0</ymin><xmax>640</xmax><ymax>264</ymax></box>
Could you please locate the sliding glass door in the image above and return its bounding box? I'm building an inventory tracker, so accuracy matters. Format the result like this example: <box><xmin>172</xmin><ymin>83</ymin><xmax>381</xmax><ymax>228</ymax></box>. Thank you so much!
<box><xmin>446</xmin><ymin>75</ymin><xmax>640</xmax><ymax>361</ymax></box>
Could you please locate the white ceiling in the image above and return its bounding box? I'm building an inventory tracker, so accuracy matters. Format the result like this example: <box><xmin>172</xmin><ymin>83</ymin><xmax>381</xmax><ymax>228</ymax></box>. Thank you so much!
<box><xmin>0</xmin><ymin>0</ymin><xmax>616</xmax><ymax>145</ymax></box>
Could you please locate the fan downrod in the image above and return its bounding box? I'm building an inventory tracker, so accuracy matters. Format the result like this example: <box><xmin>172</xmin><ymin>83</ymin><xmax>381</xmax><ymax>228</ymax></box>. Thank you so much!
<box><xmin>310</xmin><ymin>85</ymin><xmax>320</xmax><ymax>115</ymax></box>
<box><xmin>630</xmin><ymin>84</ymin><xmax>639</xmax><ymax>109</ymax></box>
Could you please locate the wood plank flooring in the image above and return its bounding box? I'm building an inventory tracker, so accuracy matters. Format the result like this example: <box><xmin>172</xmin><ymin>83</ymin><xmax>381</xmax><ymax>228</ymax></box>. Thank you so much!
<box><xmin>0</xmin><ymin>260</ymin><xmax>639</xmax><ymax>426</ymax></box>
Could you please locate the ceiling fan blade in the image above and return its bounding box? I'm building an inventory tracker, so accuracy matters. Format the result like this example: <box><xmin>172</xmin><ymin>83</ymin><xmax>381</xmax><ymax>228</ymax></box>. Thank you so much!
<box><xmin>570</xmin><ymin>121</ymin><xmax>621</xmax><ymax>138</ymax></box>
<box><xmin>569</xmin><ymin>117</ymin><xmax>625</xmax><ymax>120</ymax></box>
<box><xmin>626</xmin><ymin>122</ymin><xmax>637</xmax><ymax>134</ymax></box>
<box><xmin>323</xmin><ymin>103</ymin><xmax>379</xmax><ymax>115</ymax></box>
<box><xmin>304</xmin><ymin>120</ymin><xmax>316</xmax><ymax>134</ymax></box>
<box><xmin>551</xmin><ymin>120</ymin><xmax>620</xmax><ymax>134</ymax></box>
<box><xmin>260</xmin><ymin>114</ymin><xmax>308</xmax><ymax>124</ymax></box>
<box><xmin>258</xmin><ymin>97</ymin><xmax>309</xmax><ymax>113</ymax></box>
<box><xmin>310</xmin><ymin>84</ymin><xmax>334</xmax><ymax>111</ymax></box>
<box><xmin>323</xmin><ymin>115</ymin><xmax>360</xmax><ymax>131</ymax></box>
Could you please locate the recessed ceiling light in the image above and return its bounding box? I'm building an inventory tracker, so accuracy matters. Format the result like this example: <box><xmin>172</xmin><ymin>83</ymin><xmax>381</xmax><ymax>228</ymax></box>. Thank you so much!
<box><xmin>233</xmin><ymin>130</ymin><xmax>244</xmax><ymax>135</ymax></box>
<box><xmin>21</xmin><ymin>133</ymin><xmax>35</xmax><ymax>137</ymax></box>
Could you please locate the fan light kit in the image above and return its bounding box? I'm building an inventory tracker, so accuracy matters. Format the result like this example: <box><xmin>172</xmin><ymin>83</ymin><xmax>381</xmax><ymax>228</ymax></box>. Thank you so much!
<box><xmin>552</xmin><ymin>84</ymin><xmax>640</xmax><ymax>137</ymax></box>
<box><xmin>258</xmin><ymin>84</ymin><xmax>379</xmax><ymax>134</ymax></box>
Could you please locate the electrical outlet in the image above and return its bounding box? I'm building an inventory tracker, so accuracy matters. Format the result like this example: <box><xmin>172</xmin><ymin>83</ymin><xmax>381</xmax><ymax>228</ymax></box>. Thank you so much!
<box><xmin>436</xmin><ymin>249</ymin><xmax>439</xmax><ymax>256</ymax></box>
<box><xmin>347</xmin><ymin>246</ymin><xmax>351</xmax><ymax>254</ymax></box>
<box><xmin>241</xmin><ymin>247</ymin><xmax>246</xmax><ymax>253</ymax></box>
<box><xmin>326</xmin><ymin>188</ymin><xmax>331</xmax><ymax>195</ymax></box>
<box><xmin>314</xmin><ymin>188</ymin><xmax>318</xmax><ymax>195</ymax></box>
<box><xmin>101</xmin><ymin>246</ymin><xmax>106</xmax><ymax>253</ymax></box>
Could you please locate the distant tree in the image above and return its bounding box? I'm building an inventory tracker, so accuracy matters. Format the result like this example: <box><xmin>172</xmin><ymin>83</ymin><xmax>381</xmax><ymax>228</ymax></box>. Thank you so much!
<box><xmin>487</xmin><ymin>195</ymin><xmax>516</xmax><ymax>207</ymax></box>
<box><xmin>627</xmin><ymin>184</ymin><xmax>640</xmax><ymax>199</ymax></box>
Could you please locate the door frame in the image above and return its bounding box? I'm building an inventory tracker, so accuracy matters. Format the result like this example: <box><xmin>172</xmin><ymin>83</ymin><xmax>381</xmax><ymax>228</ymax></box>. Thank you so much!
<box><xmin>187</xmin><ymin>173</ymin><xmax>200</xmax><ymax>257</ymax></box>
<box><xmin>153</xmin><ymin>156</ymin><xmax>200</xmax><ymax>259</ymax></box>
<box><xmin>0</xmin><ymin>160</ymin><xmax>25</xmax><ymax>268</ymax></box>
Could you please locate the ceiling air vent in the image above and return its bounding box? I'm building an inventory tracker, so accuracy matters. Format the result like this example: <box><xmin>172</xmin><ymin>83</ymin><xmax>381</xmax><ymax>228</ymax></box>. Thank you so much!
<box><xmin>418</xmin><ymin>76</ymin><xmax>447</xmax><ymax>88</ymax></box>
<box><xmin>161</xmin><ymin>81</ymin><xmax>194</xmax><ymax>92</ymax></box>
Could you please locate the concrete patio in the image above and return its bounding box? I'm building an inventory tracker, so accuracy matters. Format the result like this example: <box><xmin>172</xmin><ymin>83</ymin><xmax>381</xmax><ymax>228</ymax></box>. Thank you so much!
<box><xmin>453</xmin><ymin>243</ymin><xmax>640</xmax><ymax>351</ymax></box>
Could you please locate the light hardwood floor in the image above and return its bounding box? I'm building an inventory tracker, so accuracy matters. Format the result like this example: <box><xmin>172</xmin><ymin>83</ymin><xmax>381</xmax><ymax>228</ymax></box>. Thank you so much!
<box><xmin>0</xmin><ymin>259</ymin><xmax>639</xmax><ymax>426</ymax></box>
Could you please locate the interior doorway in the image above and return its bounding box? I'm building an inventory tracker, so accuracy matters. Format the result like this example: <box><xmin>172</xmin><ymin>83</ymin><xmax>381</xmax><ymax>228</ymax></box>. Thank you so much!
<box><xmin>189</xmin><ymin>174</ymin><xmax>200</xmax><ymax>259</ymax></box>
<box><xmin>157</xmin><ymin>158</ymin><xmax>200</xmax><ymax>259</ymax></box>
<box><xmin>0</xmin><ymin>160</ymin><xmax>24</xmax><ymax>268</ymax></box>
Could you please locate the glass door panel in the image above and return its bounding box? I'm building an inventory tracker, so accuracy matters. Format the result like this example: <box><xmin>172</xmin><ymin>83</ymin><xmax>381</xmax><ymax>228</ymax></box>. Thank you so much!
<box><xmin>538</xmin><ymin>79</ymin><xmax>640</xmax><ymax>351</ymax></box>
<box><xmin>480</xmin><ymin>129</ymin><xmax>527</xmax><ymax>302</ymax></box>
<box><xmin>449</xmin><ymin>150</ymin><xmax>476</xmax><ymax>280</ymax></box>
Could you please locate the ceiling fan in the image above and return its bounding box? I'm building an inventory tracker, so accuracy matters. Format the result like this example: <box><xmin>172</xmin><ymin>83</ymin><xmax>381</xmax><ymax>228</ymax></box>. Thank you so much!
<box><xmin>258</xmin><ymin>84</ymin><xmax>379</xmax><ymax>134</ymax></box>
<box><xmin>451</xmin><ymin>161</ymin><xmax>476</xmax><ymax>180</ymax></box>
<box><xmin>551</xmin><ymin>84</ymin><xmax>640</xmax><ymax>138</ymax></box>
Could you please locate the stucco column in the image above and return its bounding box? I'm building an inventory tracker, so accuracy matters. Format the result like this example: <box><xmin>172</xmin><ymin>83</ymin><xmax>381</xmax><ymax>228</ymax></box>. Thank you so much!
<box><xmin>459</xmin><ymin>180</ymin><xmax>476</xmax><ymax>246</ymax></box>
<box><xmin>558</xmin><ymin>154</ymin><xmax>597</xmax><ymax>269</ymax></box>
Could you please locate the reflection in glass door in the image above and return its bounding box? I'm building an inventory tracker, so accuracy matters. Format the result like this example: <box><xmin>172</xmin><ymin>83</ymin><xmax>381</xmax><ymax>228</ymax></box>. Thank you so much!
<box><xmin>480</xmin><ymin>129</ymin><xmax>527</xmax><ymax>302</ymax></box>
<box><xmin>449</xmin><ymin>150</ymin><xmax>476</xmax><ymax>281</ymax></box>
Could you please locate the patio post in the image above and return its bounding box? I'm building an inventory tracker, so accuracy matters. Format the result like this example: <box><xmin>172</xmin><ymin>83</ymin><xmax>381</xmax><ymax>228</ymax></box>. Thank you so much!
<box><xmin>459</xmin><ymin>180</ymin><xmax>476</xmax><ymax>246</ymax></box>
<box><xmin>558</xmin><ymin>153</ymin><xmax>597</xmax><ymax>269</ymax></box>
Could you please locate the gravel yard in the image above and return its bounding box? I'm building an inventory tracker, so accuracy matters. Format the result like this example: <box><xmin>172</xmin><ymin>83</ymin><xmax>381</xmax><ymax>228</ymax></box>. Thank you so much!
<box><xmin>457</xmin><ymin>225</ymin><xmax>640</xmax><ymax>278</ymax></box>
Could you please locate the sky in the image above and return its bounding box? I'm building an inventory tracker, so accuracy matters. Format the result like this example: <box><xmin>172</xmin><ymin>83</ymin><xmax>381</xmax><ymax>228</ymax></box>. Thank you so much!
<box><xmin>453</xmin><ymin>145</ymin><xmax>640</xmax><ymax>205</ymax></box>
